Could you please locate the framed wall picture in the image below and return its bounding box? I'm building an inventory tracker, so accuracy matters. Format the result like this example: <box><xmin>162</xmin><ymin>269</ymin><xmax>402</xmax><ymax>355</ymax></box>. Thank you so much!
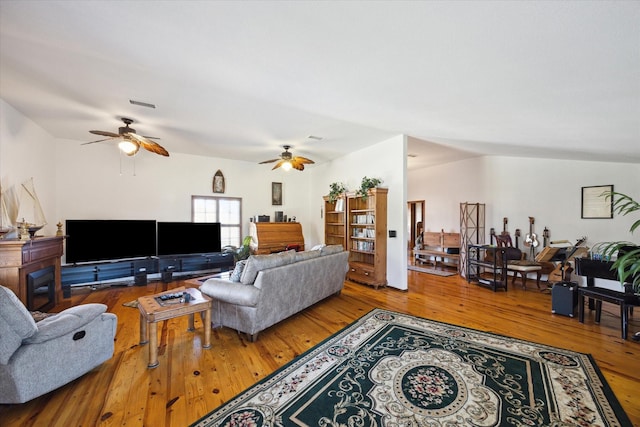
<box><xmin>581</xmin><ymin>185</ymin><xmax>613</xmax><ymax>219</ymax></box>
<box><xmin>272</xmin><ymin>182</ymin><xmax>282</xmax><ymax>206</ymax></box>
<box><xmin>213</xmin><ymin>170</ymin><xmax>225</xmax><ymax>193</ymax></box>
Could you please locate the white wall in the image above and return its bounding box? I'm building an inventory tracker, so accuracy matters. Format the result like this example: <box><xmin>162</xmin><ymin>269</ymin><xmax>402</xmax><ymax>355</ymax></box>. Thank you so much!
<box><xmin>0</xmin><ymin>99</ymin><xmax>58</xmax><ymax>237</ymax></box>
<box><xmin>310</xmin><ymin>135</ymin><xmax>408</xmax><ymax>290</ymax></box>
<box><xmin>52</xmin><ymin>140</ymin><xmax>320</xmax><ymax>263</ymax></box>
<box><xmin>408</xmin><ymin>155</ymin><xmax>640</xmax><ymax>251</ymax></box>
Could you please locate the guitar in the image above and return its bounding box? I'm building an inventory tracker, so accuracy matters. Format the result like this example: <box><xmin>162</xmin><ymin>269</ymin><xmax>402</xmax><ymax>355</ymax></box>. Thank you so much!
<box><xmin>515</xmin><ymin>229</ymin><xmax>521</xmax><ymax>248</ymax></box>
<box><xmin>524</xmin><ymin>217</ymin><xmax>539</xmax><ymax>248</ymax></box>
<box><xmin>543</xmin><ymin>227</ymin><xmax>550</xmax><ymax>247</ymax></box>
<box><xmin>548</xmin><ymin>236</ymin><xmax>587</xmax><ymax>283</ymax></box>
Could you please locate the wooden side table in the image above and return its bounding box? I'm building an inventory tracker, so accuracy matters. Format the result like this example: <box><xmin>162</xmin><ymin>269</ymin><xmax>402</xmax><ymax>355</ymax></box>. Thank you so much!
<box><xmin>138</xmin><ymin>286</ymin><xmax>212</xmax><ymax>368</ymax></box>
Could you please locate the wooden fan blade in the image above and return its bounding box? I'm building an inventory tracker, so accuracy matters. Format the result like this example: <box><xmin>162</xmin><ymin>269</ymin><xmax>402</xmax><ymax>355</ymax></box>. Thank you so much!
<box><xmin>129</xmin><ymin>133</ymin><xmax>169</xmax><ymax>156</ymax></box>
<box><xmin>289</xmin><ymin>159</ymin><xmax>305</xmax><ymax>170</ymax></box>
<box><xmin>271</xmin><ymin>160</ymin><xmax>285</xmax><ymax>170</ymax></box>
<box><xmin>82</xmin><ymin>136</ymin><xmax>118</xmax><ymax>145</ymax></box>
<box><xmin>90</xmin><ymin>130</ymin><xmax>120</xmax><ymax>138</ymax></box>
<box><xmin>259</xmin><ymin>158</ymin><xmax>280</xmax><ymax>164</ymax></box>
<box><xmin>293</xmin><ymin>156</ymin><xmax>315</xmax><ymax>164</ymax></box>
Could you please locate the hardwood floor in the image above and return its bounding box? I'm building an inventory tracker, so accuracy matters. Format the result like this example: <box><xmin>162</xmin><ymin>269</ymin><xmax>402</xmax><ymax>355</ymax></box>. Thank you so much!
<box><xmin>2</xmin><ymin>270</ymin><xmax>639</xmax><ymax>426</ymax></box>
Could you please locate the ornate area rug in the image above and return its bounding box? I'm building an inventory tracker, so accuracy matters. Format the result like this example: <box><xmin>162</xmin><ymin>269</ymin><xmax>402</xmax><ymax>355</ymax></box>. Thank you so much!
<box><xmin>191</xmin><ymin>309</ymin><xmax>631</xmax><ymax>427</ymax></box>
<box><xmin>408</xmin><ymin>265</ymin><xmax>457</xmax><ymax>277</ymax></box>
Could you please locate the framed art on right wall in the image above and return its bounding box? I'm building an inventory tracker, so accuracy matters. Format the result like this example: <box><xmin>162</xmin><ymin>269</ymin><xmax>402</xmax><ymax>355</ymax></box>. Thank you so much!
<box><xmin>581</xmin><ymin>185</ymin><xmax>613</xmax><ymax>219</ymax></box>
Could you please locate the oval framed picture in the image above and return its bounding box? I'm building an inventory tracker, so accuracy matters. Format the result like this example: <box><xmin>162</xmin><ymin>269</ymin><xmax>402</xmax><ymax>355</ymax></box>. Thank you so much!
<box><xmin>213</xmin><ymin>170</ymin><xmax>225</xmax><ymax>193</ymax></box>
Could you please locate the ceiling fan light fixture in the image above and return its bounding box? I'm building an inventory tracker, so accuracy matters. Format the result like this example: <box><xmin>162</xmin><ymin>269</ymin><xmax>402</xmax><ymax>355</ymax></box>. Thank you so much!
<box><xmin>85</xmin><ymin>117</ymin><xmax>169</xmax><ymax>157</ymax></box>
<box><xmin>118</xmin><ymin>139</ymin><xmax>140</xmax><ymax>156</ymax></box>
<box><xmin>259</xmin><ymin>144</ymin><xmax>314</xmax><ymax>171</ymax></box>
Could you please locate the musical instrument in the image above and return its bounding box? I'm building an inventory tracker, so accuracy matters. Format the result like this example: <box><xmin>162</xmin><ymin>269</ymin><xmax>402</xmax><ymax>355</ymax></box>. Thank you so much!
<box><xmin>543</xmin><ymin>227</ymin><xmax>550</xmax><ymax>247</ymax></box>
<box><xmin>548</xmin><ymin>236</ymin><xmax>587</xmax><ymax>283</ymax></box>
<box><xmin>524</xmin><ymin>217</ymin><xmax>539</xmax><ymax>248</ymax></box>
<box><xmin>501</xmin><ymin>217</ymin><xmax>509</xmax><ymax>236</ymax></box>
<box><xmin>515</xmin><ymin>229</ymin><xmax>521</xmax><ymax>248</ymax></box>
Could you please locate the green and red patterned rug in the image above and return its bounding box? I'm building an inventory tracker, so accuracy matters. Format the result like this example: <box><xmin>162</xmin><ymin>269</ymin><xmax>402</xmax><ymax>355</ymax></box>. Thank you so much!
<box><xmin>191</xmin><ymin>309</ymin><xmax>631</xmax><ymax>427</ymax></box>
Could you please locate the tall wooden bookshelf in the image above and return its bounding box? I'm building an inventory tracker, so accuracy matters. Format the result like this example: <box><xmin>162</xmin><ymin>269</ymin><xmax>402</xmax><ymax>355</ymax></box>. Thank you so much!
<box><xmin>323</xmin><ymin>195</ymin><xmax>346</xmax><ymax>249</ymax></box>
<box><xmin>346</xmin><ymin>187</ymin><xmax>388</xmax><ymax>289</ymax></box>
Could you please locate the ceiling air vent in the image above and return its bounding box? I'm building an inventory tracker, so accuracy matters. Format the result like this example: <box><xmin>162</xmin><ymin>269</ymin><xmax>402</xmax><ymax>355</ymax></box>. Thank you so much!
<box><xmin>129</xmin><ymin>100</ymin><xmax>156</xmax><ymax>109</ymax></box>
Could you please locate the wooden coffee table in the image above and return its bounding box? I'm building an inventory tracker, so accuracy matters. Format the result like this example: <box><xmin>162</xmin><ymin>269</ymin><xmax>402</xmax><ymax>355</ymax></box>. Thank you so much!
<box><xmin>138</xmin><ymin>286</ymin><xmax>212</xmax><ymax>368</ymax></box>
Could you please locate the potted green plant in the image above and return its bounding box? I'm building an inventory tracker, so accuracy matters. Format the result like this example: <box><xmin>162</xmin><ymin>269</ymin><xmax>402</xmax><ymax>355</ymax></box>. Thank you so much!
<box><xmin>356</xmin><ymin>176</ymin><xmax>383</xmax><ymax>200</ymax></box>
<box><xmin>236</xmin><ymin>235</ymin><xmax>252</xmax><ymax>261</ymax></box>
<box><xmin>328</xmin><ymin>182</ymin><xmax>347</xmax><ymax>204</ymax></box>
<box><xmin>599</xmin><ymin>191</ymin><xmax>640</xmax><ymax>294</ymax></box>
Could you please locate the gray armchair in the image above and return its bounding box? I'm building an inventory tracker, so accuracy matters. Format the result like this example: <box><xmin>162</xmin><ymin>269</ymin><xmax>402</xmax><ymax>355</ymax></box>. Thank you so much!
<box><xmin>0</xmin><ymin>285</ymin><xmax>117</xmax><ymax>403</ymax></box>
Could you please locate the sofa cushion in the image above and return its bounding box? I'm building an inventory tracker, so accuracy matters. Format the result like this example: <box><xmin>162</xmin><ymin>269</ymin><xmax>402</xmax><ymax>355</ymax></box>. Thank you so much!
<box><xmin>200</xmin><ymin>279</ymin><xmax>261</xmax><ymax>307</ymax></box>
<box><xmin>0</xmin><ymin>316</ymin><xmax>23</xmax><ymax>365</ymax></box>
<box><xmin>240</xmin><ymin>250</ymin><xmax>296</xmax><ymax>285</ymax></box>
<box><xmin>24</xmin><ymin>304</ymin><xmax>107</xmax><ymax>345</ymax></box>
<box><xmin>320</xmin><ymin>244</ymin><xmax>343</xmax><ymax>256</ymax></box>
<box><xmin>294</xmin><ymin>250</ymin><xmax>322</xmax><ymax>262</ymax></box>
<box><xmin>0</xmin><ymin>286</ymin><xmax>38</xmax><ymax>364</ymax></box>
<box><xmin>0</xmin><ymin>286</ymin><xmax>38</xmax><ymax>339</ymax></box>
<box><xmin>229</xmin><ymin>260</ymin><xmax>246</xmax><ymax>282</ymax></box>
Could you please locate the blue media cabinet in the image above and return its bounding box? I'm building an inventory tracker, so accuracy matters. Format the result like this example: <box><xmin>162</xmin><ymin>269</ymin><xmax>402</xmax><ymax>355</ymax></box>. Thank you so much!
<box><xmin>61</xmin><ymin>252</ymin><xmax>234</xmax><ymax>296</ymax></box>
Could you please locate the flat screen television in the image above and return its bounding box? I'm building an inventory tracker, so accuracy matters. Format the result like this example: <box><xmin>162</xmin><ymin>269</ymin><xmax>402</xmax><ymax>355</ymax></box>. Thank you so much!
<box><xmin>65</xmin><ymin>219</ymin><xmax>157</xmax><ymax>264</ymax></box>
<box><xmin>157</xmin><ymin>222</ymin><xmax>222</xmax><ymax>256</ymax></box>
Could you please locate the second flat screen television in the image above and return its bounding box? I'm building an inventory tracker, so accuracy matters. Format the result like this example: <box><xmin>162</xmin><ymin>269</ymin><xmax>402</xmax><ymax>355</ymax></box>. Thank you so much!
<box><xmin>157</xmin><ymin>222</ymin><xmax>222</xmax><ymax>256</ymax></box>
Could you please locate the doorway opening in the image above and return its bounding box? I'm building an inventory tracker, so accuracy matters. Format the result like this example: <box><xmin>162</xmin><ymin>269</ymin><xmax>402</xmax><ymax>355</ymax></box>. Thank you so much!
<box><xmin>407</xmin><ymin>200</ymin><xmax>425</xmax><ymax>265</ymax></box>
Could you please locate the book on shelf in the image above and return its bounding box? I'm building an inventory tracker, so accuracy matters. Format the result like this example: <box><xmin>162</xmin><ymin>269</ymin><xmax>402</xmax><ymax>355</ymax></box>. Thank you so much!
<box><xmin>352</xmin><ymin>214</ymin><xmax>375</xmax><ymax>224</ymax></box>
<box><xmin>352</xmin><ymin>240</ymin><xmax>375</xmax><ymax>251</ymax></box>
<box><xmin>352</xmin><ymin>228</ymin><xmax>375</xmax><ymax>238</ymax></box>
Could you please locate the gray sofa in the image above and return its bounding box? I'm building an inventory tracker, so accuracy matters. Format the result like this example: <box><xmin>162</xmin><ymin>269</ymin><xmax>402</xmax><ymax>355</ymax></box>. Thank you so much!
<box><xmin>200</xmin><ymin>245</ymin><xmax>349</xmax><ymax>341</ymax></box>
<box><xmin>0</xmin><ymin>285</ymin><xmax>117</xmax><ymax>404</ymax></box>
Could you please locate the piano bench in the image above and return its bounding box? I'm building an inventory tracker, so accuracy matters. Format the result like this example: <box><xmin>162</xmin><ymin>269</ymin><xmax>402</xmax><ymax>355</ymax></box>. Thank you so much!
<box><xmin>578</xmin><ymin>287</ymin><xmax>638</xmax><ymax>340</ymax></box>
<box><xmin>507</xmin><ymin>263</ymin><xmax>542</xmax><ymax>290</ymax></box>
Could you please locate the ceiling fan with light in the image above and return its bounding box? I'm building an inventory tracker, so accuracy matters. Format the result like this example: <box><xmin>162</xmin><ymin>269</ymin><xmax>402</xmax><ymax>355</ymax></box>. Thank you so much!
<box><xmin>259</xmin><ymin>145</ymin><xmax>315</xmax><ymax>171</ymax></box>
<box><xmin>83</xmin><ymin>117</ymin><xmax>169</xmax><ymax>157</ymax></box>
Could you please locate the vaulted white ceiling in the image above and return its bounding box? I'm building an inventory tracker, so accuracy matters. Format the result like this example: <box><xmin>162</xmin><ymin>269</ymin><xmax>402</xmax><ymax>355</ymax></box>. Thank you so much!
<box><xmin>1</xmin><ymin>1</ymin><xmax>638</xmax><ymax>169</ymax></box>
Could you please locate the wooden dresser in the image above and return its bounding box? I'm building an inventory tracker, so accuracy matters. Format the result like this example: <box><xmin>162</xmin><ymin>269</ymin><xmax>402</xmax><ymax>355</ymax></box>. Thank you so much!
<box><xmin>249</xmin><ymin>222</ymin><xmax>304</xmax><ymax>255</ymax></box>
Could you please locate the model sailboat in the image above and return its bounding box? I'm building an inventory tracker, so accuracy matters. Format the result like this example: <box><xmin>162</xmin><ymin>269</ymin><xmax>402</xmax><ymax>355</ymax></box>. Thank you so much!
<box><xmin>0</xmin><ymin>183</ymin><xmax>18</xmax><ymax>239</ymax></box>
<box><xmin>16</xmin><ymin>178</ymin><xmax>47</xmax><ymax>238</ymax></box>
<box><xmin>0</xmin><ymin>193</ymin><xmax>10</xmax><ymax>238</ymax></box>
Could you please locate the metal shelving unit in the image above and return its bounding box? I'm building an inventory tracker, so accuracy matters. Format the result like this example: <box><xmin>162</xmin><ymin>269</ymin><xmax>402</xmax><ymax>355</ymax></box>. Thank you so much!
<box><xmin>466</xmin><ymin>244</ymin><xmax>508</xmax><ymax>291</ymax></box>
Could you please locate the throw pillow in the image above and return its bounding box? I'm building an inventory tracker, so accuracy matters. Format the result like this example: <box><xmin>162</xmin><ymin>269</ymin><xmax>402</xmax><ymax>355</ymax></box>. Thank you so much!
<box><xmin>230</xmin><ymin>260</ymin><xmax>246</xmax><ymax>282</ymax></box>
<box><xmin>30</xmin><ymin>311</ymin><xmax>54</xmax><ymax>322</ymax></box>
